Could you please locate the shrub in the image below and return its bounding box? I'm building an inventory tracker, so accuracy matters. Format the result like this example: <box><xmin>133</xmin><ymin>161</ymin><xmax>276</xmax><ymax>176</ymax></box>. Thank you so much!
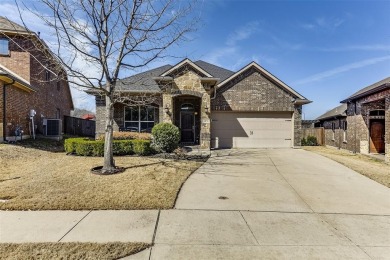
<box><xmin>64</xmin><ymin>138</ymin><xmax>151</xmax><ymax>156</ymax></box>
<box><xmin>301</xmin><ymin>135</ymin><xmax>318</xmax><ymax>146</ymax></box>
<box><xmin>151</xmin><ymin>123</ymin><xmax>180</xmax><ymax>153</ymax></box>
<box><xmin>96</xmin><ymin>132</ymin><xmax>151</xmax><ymax>141</ymax></box>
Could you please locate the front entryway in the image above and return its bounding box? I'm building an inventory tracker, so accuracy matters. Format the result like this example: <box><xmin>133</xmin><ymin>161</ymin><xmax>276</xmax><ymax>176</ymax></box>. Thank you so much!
<box><xmin>173</xmin><ymin>95</ymin><xmax>201</xmax><ymax>145</ymax></box>
<box><xmin>370</xmin><ymin>120</ymin><xmax>385</xmax><ymax>153</ymax></box>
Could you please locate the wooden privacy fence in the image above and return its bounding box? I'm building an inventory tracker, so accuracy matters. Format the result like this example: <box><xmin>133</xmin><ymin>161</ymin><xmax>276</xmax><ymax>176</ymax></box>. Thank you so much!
<box><xmin>64</xmin><ymin>116</ymin><xmax>96</xmax><ymax>137</ymax></box>
<box><xmin>302</xmin><ymin>127</ymin><xmax>325</xmax><ymax>146</ymax></box>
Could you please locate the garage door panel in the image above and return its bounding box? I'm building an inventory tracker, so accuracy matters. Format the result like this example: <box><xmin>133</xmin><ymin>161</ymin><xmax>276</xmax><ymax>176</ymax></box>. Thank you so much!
<box><xmin>211</xmin><ymin>112</ymin><xmax>293</xmax><ymax>149</ymax></box>
<box><xmin>234</xmin><ymin>137</ymin><xmax>291</xmax><ymax>148</ymax></box>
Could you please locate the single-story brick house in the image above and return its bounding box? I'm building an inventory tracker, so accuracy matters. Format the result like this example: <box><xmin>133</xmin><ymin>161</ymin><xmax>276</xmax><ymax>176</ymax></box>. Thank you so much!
<box><xmin>0</xmin><ymin>17</ymin><xmax>73</xmax><ymax>141</ymax></box>
<box><xmin>93</xmin><ymin>59</ymin><xmax>311</xmax><ymax>149</ymax></box>
<box><xmin>316</xmin><ymin>77</ymin><xmax>389</xmax><ymax>162</ymax></box>
<box><xmin>315</xmin><ymin>104</ymin><xmax>347</xmax><ymax>150</ymax></box>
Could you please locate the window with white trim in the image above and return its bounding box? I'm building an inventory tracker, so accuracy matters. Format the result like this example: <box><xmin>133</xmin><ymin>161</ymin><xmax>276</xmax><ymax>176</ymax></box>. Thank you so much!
<box><xmin>124</xmin><ymin>106</ymin><xmax>156</xmax><ymax>132</ymax></box>
<box><xmin>0</xmin><ymin>38</ymin><xmax>9</xmax><ymax>55</ymax></box>
<box><xmin>331</xmin><ymin>122</ymin><xmax>336</xmax><ymax>141</ymax></box>
<box><xmin>342</xmin><ymin>121</ymin><xmax>347</xmax><ymax>143</ymax></box>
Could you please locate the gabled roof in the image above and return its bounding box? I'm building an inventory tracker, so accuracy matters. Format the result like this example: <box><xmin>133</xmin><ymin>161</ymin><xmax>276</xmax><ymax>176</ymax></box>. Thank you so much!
<box><xmin>217</xmin><ymin>61</ymin><xmax>310</xmax><ymax>102</ymax></box>
<box><xmin>160</xmin><ymin>58</ymin><xmax>213</xmax><ymax>77</ymax></box>
<box><xmin>0</xmin><ymin>64</ymin><xmax>35</xmax><ymax>92</ymax></box>
<box><xmin>341</xmin><ymin>77</ymin><xmax>390</xmax><ymax>103</ymax></box>
<box><xmin>0</xmin><ymin>16</ymin><xmax>28</xmax><ymax>33</ymax></box>
<box><xmin>316</xmin><ymin>103</ymin><xmax>347</xmax><ymax>121</ymax></box>
<box><xmin>115</xmin><ymin>65</ymin><xmax>173</xmax><ymax>93</ymax></box>
<box><xmin>194</xmin><ymin>60</ymin><xmax>234</xmax><ymax>83</ymax></box>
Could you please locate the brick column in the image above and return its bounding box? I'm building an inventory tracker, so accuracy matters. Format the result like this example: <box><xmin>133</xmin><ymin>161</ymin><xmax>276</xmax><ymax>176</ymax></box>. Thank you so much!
<box><xmin>200</xmin><ymin>93</ymin><xmax>210</xmax><ymax>149</ymax></box>
<box><xmin>95</xmin><ymin>96</ymin><xmax>106</xmax><ymax>139</ymax></box>
<box><xmin>293</xmin><ymin>105</ymin><xmax>302</xmax><ymax>147</ymax></box>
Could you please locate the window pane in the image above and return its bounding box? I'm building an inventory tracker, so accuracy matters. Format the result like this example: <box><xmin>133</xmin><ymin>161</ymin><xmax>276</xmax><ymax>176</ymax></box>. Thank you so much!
<box><xmin>131</xmin><ymin>107</ymin><xmax>139</xmax><ymax>121</ymax></box>
<box><xmin>124</xmin><ymin>122</ymin><xmax>139</xmax><ymax>132</ymax></box>
<box><xmin>147</xmin><ymin>107</ymin><xmax>155</xmax><ymax>121</ymax></box>
<box><xmin>0</xmin><ymin>39</ymin><xmax>9</xmax><ymax>55</ymax></box>
<box><xmin>141</xmin><ymin>122</ymin><xmax>154</xmax><ymax>133</ymax></box>
<box><xmin>140</xmin><ymin>107</ymin><xmax>148</xmax><ymax>121</ymax></box>
<box><xmin>124</xmin><ymin>108</ymin><xmax>132</xmax><ymax>121</ymax></box>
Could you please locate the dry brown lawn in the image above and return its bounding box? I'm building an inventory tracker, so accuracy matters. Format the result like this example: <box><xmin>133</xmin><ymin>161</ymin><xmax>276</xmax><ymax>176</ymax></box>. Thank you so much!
<box><xmin>0</xmin><ymin>242</ymin><xmax>149</xmax><ymax>260</ymax></box>
<box><xmin>0</xmin><ymin>144</ymin><xmax>203</xmax><ymax>210</ymax></box>
<box><xmin>304</xmin><ymin>146</ymin><xmax>390</xmax><ymax>188</ymax></box>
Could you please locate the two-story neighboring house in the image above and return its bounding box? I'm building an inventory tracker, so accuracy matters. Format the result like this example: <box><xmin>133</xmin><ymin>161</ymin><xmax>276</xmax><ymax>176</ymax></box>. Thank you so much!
<box><xmin>0</xmin><ymin>17</ymin><xmax>73</xmax><ymax>141</ymax></box>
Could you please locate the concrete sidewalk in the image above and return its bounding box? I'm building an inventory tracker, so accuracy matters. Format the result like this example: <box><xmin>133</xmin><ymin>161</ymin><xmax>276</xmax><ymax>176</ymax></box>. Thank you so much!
<box><xmin>1</xmin><ymin>149</ymin><xmax>390</xmax><ymax>259</ymax></box>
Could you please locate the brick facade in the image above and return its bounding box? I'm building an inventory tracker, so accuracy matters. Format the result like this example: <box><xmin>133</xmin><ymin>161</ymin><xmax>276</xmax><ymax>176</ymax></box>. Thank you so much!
<box><xmin>0</xmin><ymin>34</ymin><xmax>73</xmax><ymax>140</ymax></box>
<box><xmin>319</xmin><ymin>88</ymin><xmax>389</xmax><ymax>162</ymax></box>
<box><xmin>321</xmin><ymin>118</ymin><xmax>348</xmax><ymax>150</ymax></box>
<box><xmin>212</xmin><ymin>68</ymin><xmax>303</xmax><ymax>147</ymax></box>
<box><xmin>94</xmin><ymin>60</ymin><xmax>308</xmax><ymax>149</ymax></box>
<box><xmin>212</xmin><ymin>68</ymin><xmax>294</xmax><ymax>112</ymax></box>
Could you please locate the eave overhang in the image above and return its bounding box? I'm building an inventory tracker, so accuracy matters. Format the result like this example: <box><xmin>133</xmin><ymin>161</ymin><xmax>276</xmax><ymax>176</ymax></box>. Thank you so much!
<box><xmin>340</xmin><ymin>83</ymin><xmax>390</xmax><ymax>103</ymax></box>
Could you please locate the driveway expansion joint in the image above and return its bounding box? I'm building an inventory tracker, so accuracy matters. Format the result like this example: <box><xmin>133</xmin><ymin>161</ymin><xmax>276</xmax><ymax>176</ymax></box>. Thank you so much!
<box><xmin>239</xmin><ymin>211</ymin><xmax>260</xmax><ymax>245</ymax></box>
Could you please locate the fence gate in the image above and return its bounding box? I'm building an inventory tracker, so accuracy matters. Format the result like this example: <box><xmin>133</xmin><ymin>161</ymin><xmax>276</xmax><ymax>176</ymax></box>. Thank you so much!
<box><xmin>64</xmin><ymin>116</ymin><xmax>95</xmax><ymax>137</ymax></box>
<box><xmin>302</xmin><ymin>127</ymin><xmax>325</xmax><ymax>146</ymax></box>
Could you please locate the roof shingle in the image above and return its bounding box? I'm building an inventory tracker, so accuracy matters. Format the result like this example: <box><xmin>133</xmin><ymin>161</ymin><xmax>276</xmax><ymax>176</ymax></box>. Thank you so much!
<box><xmin>316</xmin><ymin>103</ymin><xmax>347</xmax><ymax>121</ymax></box>
<box><xmin>341</xmin><ymin>77</ymin><xmax>390</xmax><ymax>102</ymax></box>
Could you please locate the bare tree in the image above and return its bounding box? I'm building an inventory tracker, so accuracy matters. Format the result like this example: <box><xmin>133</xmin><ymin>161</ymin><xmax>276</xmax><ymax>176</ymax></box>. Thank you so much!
<box><xmin>19</xmin><ymin>0</ymin><xmax>198</xmax><ymax>173</ymax></box>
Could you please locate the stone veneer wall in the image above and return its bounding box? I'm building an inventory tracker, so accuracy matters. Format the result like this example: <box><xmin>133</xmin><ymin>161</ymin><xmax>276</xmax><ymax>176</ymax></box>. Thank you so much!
<box><xmin>162</xmin><ymin>70</ymin><xmax>211</xmax><ymax>149</ymax></box>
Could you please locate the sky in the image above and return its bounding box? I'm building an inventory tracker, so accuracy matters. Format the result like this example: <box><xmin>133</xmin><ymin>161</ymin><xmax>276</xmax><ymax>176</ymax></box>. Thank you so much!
<box><xmin>1</xmin><ymin>0</ymin><xmax>389</xmax><ymax>119</ymax></box>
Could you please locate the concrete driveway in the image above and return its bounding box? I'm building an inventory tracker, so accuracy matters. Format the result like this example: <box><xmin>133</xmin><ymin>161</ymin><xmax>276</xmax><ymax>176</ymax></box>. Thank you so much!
<box><xmin>2</xmin><ymin>149</ymin><xmax>389</xmax><ymax>259</ymax></box>
<box><xmin>152</xmin><ymin>149</ymin><xmax>390</xmax><ymax>259</ymax></box>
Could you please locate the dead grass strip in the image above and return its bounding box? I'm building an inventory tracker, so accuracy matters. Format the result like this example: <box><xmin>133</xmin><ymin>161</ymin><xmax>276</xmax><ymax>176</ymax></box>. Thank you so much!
<box><xmin>0</xmin><ymin>242</ymin><xmax>150</xmax><ymax>260</ymax></box>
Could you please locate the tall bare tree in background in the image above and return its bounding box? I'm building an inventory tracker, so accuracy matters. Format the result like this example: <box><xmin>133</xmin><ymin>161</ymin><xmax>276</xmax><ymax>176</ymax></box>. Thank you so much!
<box><xmin>21</xmin><ymin>0</ymin><xmax>198</xmax><ymax>173</ymax></box>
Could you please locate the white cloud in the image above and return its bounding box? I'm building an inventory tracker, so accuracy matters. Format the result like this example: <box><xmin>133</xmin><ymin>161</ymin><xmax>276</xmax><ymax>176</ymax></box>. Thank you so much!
<box><xmin>205</xmin><ymin>21</ymin><xmax>261</xmax><ymax>69</ymax></box>
<box><xmin>301</xmin><ymin>17</ymin><xmax>345</xmax><ymax>31</ymax></box>
<box><xmin>226</xmin><ymin>21</ymin><xmax>259</xmax><ymax>46</ymax></box>
<box><xmin>294</xmin><ymin>55</ymin><xmax>390</xmax><ymax>85</ymax></box>
<box><xmin>317</xmin><ymin>44</ymin><xmax>390</xmax><ymax>52</ymax></box>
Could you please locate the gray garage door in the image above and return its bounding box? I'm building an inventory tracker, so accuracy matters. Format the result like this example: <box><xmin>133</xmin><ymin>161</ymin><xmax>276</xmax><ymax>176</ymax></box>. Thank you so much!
<box><xmin>211</xmin><ymin>112</ymin><xmax>293</xmax><ymax>148</ymax></box>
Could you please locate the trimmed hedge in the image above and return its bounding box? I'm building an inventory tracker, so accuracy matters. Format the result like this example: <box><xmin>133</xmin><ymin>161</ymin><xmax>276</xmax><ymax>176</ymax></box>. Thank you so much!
<box><xmin>64</xmin><ymin>138</ymin><xmax>153</xmax><ymax>156</ymax></box>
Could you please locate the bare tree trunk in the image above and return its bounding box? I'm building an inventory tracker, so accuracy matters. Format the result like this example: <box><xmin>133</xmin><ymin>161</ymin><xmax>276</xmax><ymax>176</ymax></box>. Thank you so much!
<box><xmin>103</xmin><ymin>92</ymin><xmax>115</xmax><ymax>173</ymax></box>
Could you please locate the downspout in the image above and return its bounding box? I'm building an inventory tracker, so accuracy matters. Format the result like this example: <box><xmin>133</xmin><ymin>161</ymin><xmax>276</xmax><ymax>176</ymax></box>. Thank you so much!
<box><xmin>3</xmin><ymin>79</ymin><xmax>15</xmax><ymax>142</ymax></box>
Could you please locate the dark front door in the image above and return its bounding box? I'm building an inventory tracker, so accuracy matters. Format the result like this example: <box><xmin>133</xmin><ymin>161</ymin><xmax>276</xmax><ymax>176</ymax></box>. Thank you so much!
<box><xmin>181</xmin><ymin>112</ymin><xmax>194</xmax><ymax>142</ymax></box>
<box><xmin>370</xmin><ymin>120</ymin><xmax>385</xmax><ymax>153</ymax></box>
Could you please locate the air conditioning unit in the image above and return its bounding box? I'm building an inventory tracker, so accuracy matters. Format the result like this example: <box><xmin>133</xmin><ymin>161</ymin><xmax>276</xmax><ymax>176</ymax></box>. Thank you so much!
<box><xmin>43</xmin><ymin>119</ymin><xmax>62</xmax><ymax>136</ymax></box>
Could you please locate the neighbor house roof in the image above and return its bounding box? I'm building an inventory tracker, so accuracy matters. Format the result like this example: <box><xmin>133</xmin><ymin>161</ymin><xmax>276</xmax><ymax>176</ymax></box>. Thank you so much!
<box><xmin>0</xmin><ymin>16</ymin><xmax>28</xmax><ymax>33</ymax></box>
<box><xmin>0</xmin><ymin>64</ymin><xmax>35</xmax><ymax>92</ymax></box>
<box><xmin>341</xmin><ymin>77</ymin><xmax>390</xmax><ymax>103</ymax></box>
<box><xmin>316</xmin><ymin>103</ymin><xmax>347</xmax><ymax>121</ymax></box>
